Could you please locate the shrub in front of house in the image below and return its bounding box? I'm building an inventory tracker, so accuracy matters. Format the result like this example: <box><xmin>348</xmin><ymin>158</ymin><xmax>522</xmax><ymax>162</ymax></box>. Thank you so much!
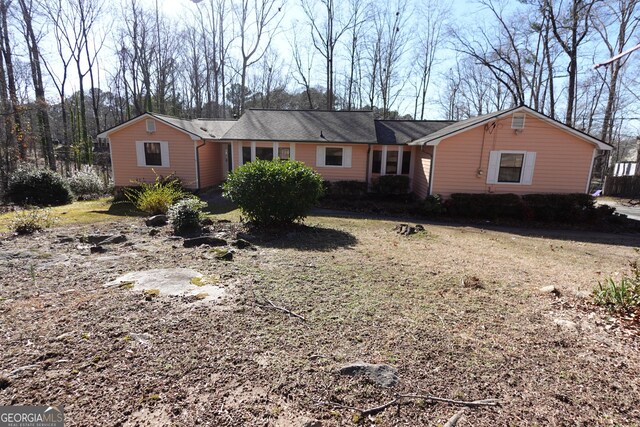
<box><xmin>421</xmin><ymin>194</ymin><xmax>445</xmax><ymax>216</ymax></box>
<box><xmin>446</xmin><ymin>193</ymin><xmax>524</xmax><ymax>219</ymax></box>
<box><xmin>521</xmin><ymin>193</ymin><xmax>595</xmax><ymax>222</ymax></box>
<box><xmin>323</xmin><ymin>180</ymin><xmax>368</xmax><ymax>198</ymax></box>
<box><xmin>372</xmin><ymin>175</ymin><xmax>411</xmax><ymax>195</ymax></box>
<box><xmin>7</xmin><ymin>164</ymin><xmax>73</xmax><ymax>206</ymax></box>
<box><xmin>223</xmin><ymin>159</ymin><xmax>324</xmax><ymax>226</ymax></box>
<box><xmin>67</xmin><ymin>167</ymin><xmax>107</xmax><ymax>200</ymax></box>
<box><xmin>168</xmin><ymin>197</ymin><xmax>208</xmax><ymax>234</ymax></box>
<box><xmin>125</xmin><ymin>174</ymin><xmax>188</xmax><ymax>215</ymax></box>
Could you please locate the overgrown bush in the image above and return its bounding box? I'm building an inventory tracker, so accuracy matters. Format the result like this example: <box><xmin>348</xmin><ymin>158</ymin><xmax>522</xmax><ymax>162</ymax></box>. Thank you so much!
<box><xmin>372</xmin><ymin>175</ymin><xmax>410</xmax><ymax>195</ymax></box>
<box><xmin>323</xmin><ymin>180</ymin><xmax>368</xmax><ymax>198</ymax></box>
<box><xmin>446</xmin><ymin>193</ymin><xmax>524</xmax><ymax>219</ymax></box>
<box><xmin>7</xmin><ymin>165</ymin><xmax>73</xmax><ymax>206</ymax></box>
<box><xmin>10</xmin><ymin>208</ymin><xmax>58</xmax><ymax>235</ymax></box>
<box><xmin>167</xmin><ymin>198</ymin><xmax>207</xmax><ymax>233</ymax></box>
<box><xmin>223</xmin><ymin>159</ymin><xmax>324</xmax><ymax>226</ymax></box>
<box><xmin>521</xmin><ymin>193</ymin><xmax>595</xmax><ymax>222</ymax></box>
<box><xmin>593</xmin><ymin>259</ymin><xmax>640</xmax><ymax>313</ymax></box>
<box><xmin>125</xmin><ymin>174</ymin><xmax>187</xmax><ymax>215</ymax></box>
<box><xmin>67</xmin><ymin>167</ymin><xmax>107</xmax><ymax>200</ymax></box>
<box><xmin>421</xmin><ymin>194</ymin><xmax>445</xmax><ymax>216</ymax></box>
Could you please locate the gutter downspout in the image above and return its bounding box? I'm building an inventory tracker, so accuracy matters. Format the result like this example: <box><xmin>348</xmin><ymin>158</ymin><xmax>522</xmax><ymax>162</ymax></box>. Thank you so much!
<box><xmin>195</xmin><ymin>140</ymin><xmax>206</xmax><ymax>191</ymax></box>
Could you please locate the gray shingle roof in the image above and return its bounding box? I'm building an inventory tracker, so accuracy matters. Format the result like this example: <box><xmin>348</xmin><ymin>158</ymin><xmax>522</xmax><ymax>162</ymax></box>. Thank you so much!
<box><xmin>152</xmin><ymin>113</ymin><xmax>236</xmax><ymax>139</ymax></box>
<box><xmin>221</xmin><ymin>109</ymin><xmax>378</xmax><ymax>143</ymax></box>
<box><xmin>375</xmin><ymin>120</ymin><xmax>456</xmax><ymax>145</ymax></box>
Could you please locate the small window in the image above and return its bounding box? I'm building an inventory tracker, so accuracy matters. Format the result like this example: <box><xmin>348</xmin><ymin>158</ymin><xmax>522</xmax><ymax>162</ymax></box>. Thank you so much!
<box><xmin>325</xmin><ymin>147</ymin><xmax>343</xmax><ymax>166</ymax></box>
<box><xmin>255</xmin><ymin>147</ymin><xmax>274</xmax><ymax>161</ymax></box>
<box><xmin>372</xmin><ymin>150</ymin><xmax>382</xmax><ymax>174</ymax></box>
<box><xmin>242</xmin><ymin>147</ymin><xmax>252</xmax><ymax>164</ymax></box>
<box><xmin>401</xmin><ymin>151</ymin><xmax>411</xmax><ymax>175</ymax></box>
<box><xmin>144</xmin><ymin>142</ymin><xmax>162</xmax><ymax>166</ymax></box>
<box><xmin>146</xmin><ymin>119</ymin><xmax>156</xmax><ymax>133</ymax></box>
<box><xmin>498</xmin><ymin>153</ymin><xmax>524</xmax><ymax>183</ymax></box>
<box><xmin>386</xmin><ymin>150</ymin><xmax>398</xmax><ymax>174</ymax></box>
<box><xmin>278</xmin><ymin>147</ymin><xmax>290</xmax><ymax>159</ymax></box>
<box><xmin>511</xmin><ymin>113</ymin><xmax>525</xmax><ymax>129</ymax></box>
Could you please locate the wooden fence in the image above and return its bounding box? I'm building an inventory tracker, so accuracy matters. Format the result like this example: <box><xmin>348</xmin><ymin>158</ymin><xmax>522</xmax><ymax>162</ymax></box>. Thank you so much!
<box><xmin>604</xmin><ymin>175</ymin><xmax>640</xmax><ymax>198</ymax></box>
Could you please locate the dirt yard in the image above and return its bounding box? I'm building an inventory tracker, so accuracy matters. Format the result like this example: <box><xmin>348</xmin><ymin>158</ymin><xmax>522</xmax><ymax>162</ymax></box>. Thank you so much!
<box><xmin>0</xmin><ymin>211</ymin><xmax>639</xmax><ymax>426</ymax></box>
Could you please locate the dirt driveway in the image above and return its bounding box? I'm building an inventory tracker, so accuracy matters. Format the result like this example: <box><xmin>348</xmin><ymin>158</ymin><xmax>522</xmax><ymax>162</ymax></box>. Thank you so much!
<box><xmin>0</xmin><ymin>216</ymin><xmax>639</xmax><ymax>426</ymax></box>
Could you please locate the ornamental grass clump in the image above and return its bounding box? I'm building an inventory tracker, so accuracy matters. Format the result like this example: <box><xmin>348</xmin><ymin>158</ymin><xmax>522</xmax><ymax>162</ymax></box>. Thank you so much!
<box><xmin>223</xmin><ymin>159</ymin><xmax>324</xmax><ymax>226</ymax></box>
<box><xmin>10</xmin><ymin>208</ymin><xmax>59</xmax><ymax>235</ymax></box>
<box><xmin>125</xmin><ymin>173</ymin><xmax>187</xmax><ymax>215</ymax></box>
<box><xmin>593</xmin><ymin>259</ymin><xmax>640</xmax><ymax>314</ymax></box>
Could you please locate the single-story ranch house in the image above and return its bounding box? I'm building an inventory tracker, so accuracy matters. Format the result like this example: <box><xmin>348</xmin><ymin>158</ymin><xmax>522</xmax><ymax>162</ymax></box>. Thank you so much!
<box><xmin>98</xmin><ymin>106</ymin><xmax>612</xmax><ymax>199</ymax></box>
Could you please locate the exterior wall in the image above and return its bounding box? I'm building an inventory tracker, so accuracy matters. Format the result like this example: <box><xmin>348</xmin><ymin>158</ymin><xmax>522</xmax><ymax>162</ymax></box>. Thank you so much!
<box><xmin>109</xmin><ymin>118</ymin><xmax>199</xmax><ymax>188</ymax></box>
<box><xmin>413</xmin><ymin>146</ymin><xmax>433</xmax><ymax>199</ymax></box>
<box><xmin>198</xmin><ymin>140</ymin><xmax>224</xmax><ymax>188</ymax></box>
<box><xmin>431</xmin><ymin>114</ymin><xmax>596</xmax><ymax>198</ymax></box>
<box><xmin>232</xmin><ymin>140</ymin><xmax>369</xmax><ymax>182</ymax></box>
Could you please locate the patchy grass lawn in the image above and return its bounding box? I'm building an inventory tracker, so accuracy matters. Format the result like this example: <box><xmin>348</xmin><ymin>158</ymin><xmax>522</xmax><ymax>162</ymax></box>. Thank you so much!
<box><xmin>0</xmin><ymin>211</ymin><xmax>639</xmax><ymax>426</ymax></box>
<box><xmin>0</xmin><ymin>198</ymin><xmax>144</xmax><ymax>232</ymax></box>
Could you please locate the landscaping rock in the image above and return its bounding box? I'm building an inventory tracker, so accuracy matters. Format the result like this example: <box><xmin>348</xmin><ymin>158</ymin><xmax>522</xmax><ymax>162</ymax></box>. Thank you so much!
<box><xmin>105</xmin><ymin>268</ymin><xmax>226</xmax><ymax>302</ymax></box>
<box><xmin>183</xmin><ymin>236</ymin><xmax>227</xmax><ymax>248</ymax></box>
<box><xmin>0</xmin><ymin>375</ymin><xmax>10</xmax><ymax>390</ymax></box>
<box><xmin>339</xmin><ymin>362</ymin><xmax>398</xmax><ymax>387</ymax></box>
<box><xmin>212</xmin><ymin>248</ymin><xmax>233</xmax><ymax>261</ymax></box>
<box><xmin>145</xmin><ymin>215</ymin><xmax>168</xmax><ymax>227</ymax></box>
<box><xmin>101</xmin><ymin>235</ymin><xmax>127</xmax><ymax>245</ymax></box>
<box><xmin>394</xmin><ymin>224</ymin><xmax>422</xmax><ymax>236</ymax></box>
<box><xmin>55</xmin><ymin>236</ymin><xmax>74</xmax><ymax>243</ymax></box>
<box><xmin>231</xmin><ymin>238</ymin><xmax>252</xmax><ymax>249</ymax></box>
<box><xmin>90</xmin><ymin>245</ymin><xmax>106</xmax><ymax>254</ymax></box>
<box><xmin>201</xmin><ymin>218</ymin><xmax>214</xmax><ymax>226</ymax></box>
<box><xmin>554</xmin><ymin>318</ymin><xmax>578</xmax><ymax>331</ymax></box>
<box><xmin>539</xmin><ymin>285</ymin><xmax>561</xmax><ymax>296</ymax></box>
<box><xmin>149</xmin><ymin>228</ymin><xmax>160</xmax><ymax>237</ymax></box>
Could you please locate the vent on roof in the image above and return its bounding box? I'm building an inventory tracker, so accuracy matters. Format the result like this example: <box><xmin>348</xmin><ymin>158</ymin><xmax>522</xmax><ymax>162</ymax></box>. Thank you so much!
<box><xmin>511</xmin><ymin>113</ymin><xmax>525</xmax><ymax>130</ymax></box>
<box><xmin>146</xmin><ymin>119</ymin><xmax>156</xmax><ymax>133</ymax></box>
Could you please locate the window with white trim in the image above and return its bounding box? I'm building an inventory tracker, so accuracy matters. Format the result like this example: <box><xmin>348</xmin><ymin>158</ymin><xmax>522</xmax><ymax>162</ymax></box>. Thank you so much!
<box><xmin>136</xmin><ymin>141</ymin><xmax>170</xmax><ymax>167</ymax></box>
<box><xmin>277</xmin><ymin>147</ymin><xmax>290</xmax><ymax>159</ymax></box>
<box><xmin>316</xmin><ymin>146</ymin><xmax>352</xmax><ymax>168</ymax></box>
<box><xmin>146</xmin><ymin>119</ymin><xmax>156</xmax><ymax>133</ymax></box>
<box><xmin>486</xmin><ymin>150</ymin><xmax>536</xmax><ymax>185</ymax></box>
<box><xmin>255</xmin><ymin>147</ymin><xmax>274</xmax><ymax>161</ymax></box>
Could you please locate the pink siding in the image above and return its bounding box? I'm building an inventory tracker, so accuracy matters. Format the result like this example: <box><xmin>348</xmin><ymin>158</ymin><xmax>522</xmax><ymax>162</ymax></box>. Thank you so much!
<box><xmin>198</xmin><ymin>141</ymin><xmax>224</xmax><ymax>188</ymax></box>
<box><xmin>413</xmin><ymin>146</ymin><xmax>433</xmax><ymax>199</ymax></box>
<box><xmin>109</xmin><ymin>119</ymin><xmax>199</xmax><ymax>188</ymax></box>
<box><xmin>431</xmin><ymin>114</ymin><xmax>596</xmax><ymax>198</ymax></box>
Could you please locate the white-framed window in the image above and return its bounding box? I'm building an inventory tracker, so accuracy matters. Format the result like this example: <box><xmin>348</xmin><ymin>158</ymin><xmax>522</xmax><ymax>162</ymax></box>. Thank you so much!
<box><xmin>316</xmin><ymin>146</ymin><xmax>352</xmax><ymax>168</ymax></box>
<box><xmin>136</xmin><ymin>141</ymin><xmax>170</xmax><ymax>167</ymax></box>
<box><xmin>486</xmin><ymin>150</ymin><xmax>535</xmax><ymax>185</ymax></box>
<box><xmin>511</xmin><ymin>113</ymin><xmax>525</xmax><ymax>129</ymax></box>
<box><xmin>146</xmin><ymin>119</ymin><xmax>156</xmax><ymax>133</ymax></box>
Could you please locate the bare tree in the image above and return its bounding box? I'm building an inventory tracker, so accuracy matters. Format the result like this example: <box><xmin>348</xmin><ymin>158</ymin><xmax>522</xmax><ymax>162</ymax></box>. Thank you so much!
<box><xmin>17</xmin><ymin>0</ymin><xmax>55</xmax><ymax>169</ymax></box>
<box><xmin>234</xmin><ymin>0</ymin><xmax>283</xmax><ymax>114</ymax></box>
<box><xmin>543</xmin><ymin>0</ymin><xmax>599</xmax><ymax>126</ymax></box>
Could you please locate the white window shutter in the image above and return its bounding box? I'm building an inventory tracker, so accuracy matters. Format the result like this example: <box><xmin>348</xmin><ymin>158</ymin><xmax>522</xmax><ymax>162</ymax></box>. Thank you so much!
<box><xmin>486</xmin><ymin>151</ymin><xmax>500</xmax><ymax>184</ymax></box>
<box><xmin>521</xmin><ymin>152</ymin><xmax>536</xmax><ymax>185</ymax></box>
<box><xmin>343</xmin><ymin>147</ymin><xmax>352</xmax><ymax>168</ymax></box>
<box><xmin>290</xmin><ymin>143</ymin><xmax>296</xmax><ymax>160</ymax></box>
<box><xmin>316</xmin><ymin>146</ymin><xmax>325</xmax><ymax>167</ymax></box>
<box><xmin>136</xmin><ymin>141</ymin><xmax>146</xmax><ymax>166</ymax></box>
<box><xmin>160</xmin><ymin>141</ymin><xmax>170</xmax><ymax>167</ymax></box>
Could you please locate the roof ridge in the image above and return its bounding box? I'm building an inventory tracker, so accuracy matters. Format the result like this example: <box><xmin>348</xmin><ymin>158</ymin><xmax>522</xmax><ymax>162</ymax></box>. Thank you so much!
<box><xmin>247</xmin><ymin>108</ymin><xmax>374</xmax><ymax>113</ymax></box>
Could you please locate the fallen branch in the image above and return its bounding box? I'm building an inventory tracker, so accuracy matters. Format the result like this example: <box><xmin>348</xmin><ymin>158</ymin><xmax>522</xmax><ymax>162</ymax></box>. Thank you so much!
<box><xmin>255</xmin><ymin>298</ymin><xmax>306</xmax><ymax>321</ymax></box>
<box><xmin>318</xmin><ymin>393</ymin><xmax>498</xmax><ymax>418</ymax></box>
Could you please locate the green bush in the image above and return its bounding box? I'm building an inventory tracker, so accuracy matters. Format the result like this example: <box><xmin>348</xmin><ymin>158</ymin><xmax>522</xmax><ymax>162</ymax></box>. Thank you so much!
<box><xmin>522</xmin><ymin>193</ymin><xmax>595</xmax><ymax>222</ymax></box>
<box><xmin>10</xmin><ymin>208</ymin><xmax>58</xmax><ymax>234</ymax></box>
<box><xmin>167</xmin><ymin>198</ymin><xmax>207</xmax><ymax>234</ymax></box>
<box><xmin>125</xmin><ymin>174</ymin><xmax>187</xmax><ymax>215</ymax></box>
<box><xmin>372</xmin><ymin>175</ymin><xmax>410</xmax><ymax>195</ymax></box>
<box><xmin>446</xmin><ymin>193</ymin><xmax>524</xmax><ymax>219</ymax></box>
<box><xmin>421</xmin><ymin>195</ymin><xmax>445</xmax><ymax>215</ymax></box>
<box><xmin>7</xmin><ymin>165</ymin><xmax>73</xmax><ymax>206</ymax></box>
<box><xmin>67</xmin><ymin>167</ymin><xmax>107</xmax><ymax>200</ymax></box>
<box><xmin>324</xmin><ymin>180</ymin><xmax>368</xmax><ymax>198</ymax></box>
<box><xmin>223</xmin><ymin>159</ymin><xmax>324</xmax><ymax>226</ymax></box>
